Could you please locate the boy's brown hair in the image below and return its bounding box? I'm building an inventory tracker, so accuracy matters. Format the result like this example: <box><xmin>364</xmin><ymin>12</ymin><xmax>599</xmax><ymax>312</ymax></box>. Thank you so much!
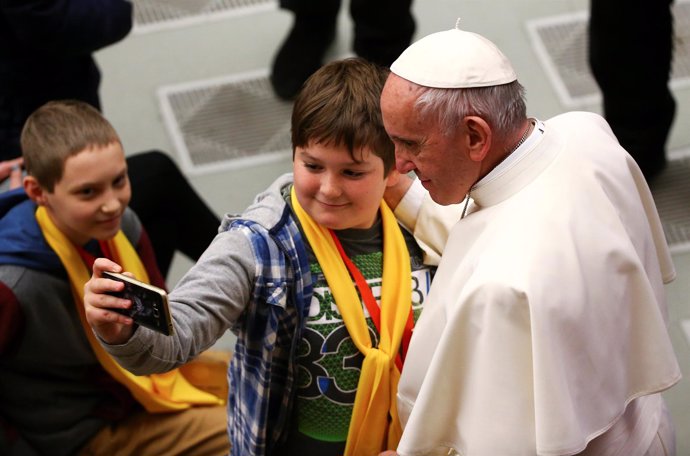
<box><xmin>291</xmin><ymin>57</ymin><xmax>395</xmax><ymax>174</ymax></box>
<box><xmin>21</xmin><ymin>100</ymin><xmax>121</xmax><ymax>191</ymax></box>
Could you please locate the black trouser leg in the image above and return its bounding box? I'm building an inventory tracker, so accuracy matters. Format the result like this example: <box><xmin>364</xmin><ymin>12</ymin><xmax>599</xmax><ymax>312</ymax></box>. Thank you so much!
<box><xmin>350</xmin><ymin>0</ymin><xmax>415</xmax><ymax>67</ymax></box>
<box><xmin>271</xmin><ymin>0</ymin><xmax>341</xmax><ymax>99</ymax></box>
<box><xmin>588</xmin><ymin>0</ymin><xmax>675</xmax><ymax>179</ymax></box>
<box><xmin>127</xmin><ymin>151</ymin><xmax>220</xmax><ymax>277</ymax></box>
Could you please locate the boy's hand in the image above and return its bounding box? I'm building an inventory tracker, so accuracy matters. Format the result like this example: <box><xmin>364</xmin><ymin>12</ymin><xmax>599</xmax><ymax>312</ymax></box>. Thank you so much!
<box><xmin>0</xmin><ymin>157</ymin><xmax>23</xmax><ymax>190</ymax></box>
<box><xmin>84</xmin><ymin>258</ymin><xmax>136</xmax><ymax>344</ymax></box>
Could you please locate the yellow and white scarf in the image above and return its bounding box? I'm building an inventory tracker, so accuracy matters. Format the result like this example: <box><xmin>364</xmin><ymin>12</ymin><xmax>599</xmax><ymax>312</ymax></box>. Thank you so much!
<box><xmin>291</xmin><ymin>187</ymin><xmax>411</xmax><ymax>455</ymax></box>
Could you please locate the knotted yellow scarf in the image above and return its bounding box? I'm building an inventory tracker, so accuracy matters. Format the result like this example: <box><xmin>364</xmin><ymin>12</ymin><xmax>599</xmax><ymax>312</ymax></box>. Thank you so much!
<box><xmin>35</xmin><ymin>206</ymin><xmax>223</xmax><ymax>413</ymax></box>
<box><xmin>290</xmin><ymin>187</ymin><xmax>411</xmax><ymax>455</ymax></box>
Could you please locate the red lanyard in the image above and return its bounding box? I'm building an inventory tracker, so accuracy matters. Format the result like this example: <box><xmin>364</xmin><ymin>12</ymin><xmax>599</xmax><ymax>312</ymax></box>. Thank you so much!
<box><xmin>328</xmin><ymin>230</ymin><xmax>415</xmax><ymax>371</ymax></box>
<box><xmin>75</xmin><ymin>240</ymin><xmax>113</xmax><ymax>269</ymax></box>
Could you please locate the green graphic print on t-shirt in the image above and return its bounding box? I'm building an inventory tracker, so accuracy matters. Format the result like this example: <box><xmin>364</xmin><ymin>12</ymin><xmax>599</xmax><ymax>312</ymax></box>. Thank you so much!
<box><xmin>294</xmin><ymin>249</ymin><xmax>431</xmax><ymax>443</ymax></box>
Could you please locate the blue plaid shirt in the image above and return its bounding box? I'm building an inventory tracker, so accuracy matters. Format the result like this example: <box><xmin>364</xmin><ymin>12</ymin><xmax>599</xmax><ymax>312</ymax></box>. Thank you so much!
<box><xmin>224</xmin><ymin>206</ymin><xmax>312</xmax><ymax>456</ymax></box>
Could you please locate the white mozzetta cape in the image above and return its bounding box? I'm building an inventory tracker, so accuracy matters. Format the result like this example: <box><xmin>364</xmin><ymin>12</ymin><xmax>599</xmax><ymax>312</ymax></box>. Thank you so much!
<box><xmin>396</xmin><ymin>112</ymin><xmax>681</xmax><ymax>456</ymax></box>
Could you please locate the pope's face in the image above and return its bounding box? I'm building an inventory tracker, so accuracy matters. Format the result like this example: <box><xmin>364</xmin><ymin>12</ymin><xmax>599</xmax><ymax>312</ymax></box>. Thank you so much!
<box><xmin>380</xmin><ymin>74</ymin><xmax>480</xmax><ymax>205</ymax></box>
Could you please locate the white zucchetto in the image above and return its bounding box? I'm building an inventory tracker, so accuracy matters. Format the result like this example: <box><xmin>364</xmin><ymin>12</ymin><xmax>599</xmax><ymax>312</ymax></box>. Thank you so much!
<box><xmin>390</xmin><ymin>19</ymin><xmax>517</xmax><ymax>88</ymax></box>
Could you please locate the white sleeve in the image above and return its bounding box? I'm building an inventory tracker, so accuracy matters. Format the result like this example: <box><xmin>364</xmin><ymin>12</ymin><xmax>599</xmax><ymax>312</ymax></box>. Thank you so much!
<box><xmin>394</xmin><ymin>179</ymin><xmax>463</xmax><ymax>265</ymax></box>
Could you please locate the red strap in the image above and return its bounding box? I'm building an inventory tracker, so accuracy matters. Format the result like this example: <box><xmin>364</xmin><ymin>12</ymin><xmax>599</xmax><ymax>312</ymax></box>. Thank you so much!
<box><xmin>75</xmin><ymin>240</ymin><xmax>114</xmax><ymax>269</ymax></box>
<box><xmin>400</xmin><ymin>306</ymin><xmax>414</xmax><ymax>363</ymax></box>
<box><xmin>328</xmin><ymin>230</ymin><xmax>414</xmax><ymax>371</ymax></box>
<box><xmin>98</xmin><ymin>240</ymin><xmax>115</xmax><ymax>263</ymax></box>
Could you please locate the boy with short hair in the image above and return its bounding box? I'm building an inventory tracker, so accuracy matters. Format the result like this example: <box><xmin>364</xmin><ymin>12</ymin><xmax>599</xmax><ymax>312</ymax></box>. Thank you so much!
<box><xmin>84</xmin><ymin>58</ymin><xmax>448</xmax><ymax>456</ymax></box>
<box><xmin>0</xmin><ymin>100</ymin><xmax>228</xmax><ymax>455</ymax></box>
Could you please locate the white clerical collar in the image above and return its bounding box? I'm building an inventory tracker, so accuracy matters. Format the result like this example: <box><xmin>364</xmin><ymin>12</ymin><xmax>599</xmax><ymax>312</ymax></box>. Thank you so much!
<box><xmin>474</xmin><ymin>118</ymin><xmax>545</xmax><ymax>190</ymax></box>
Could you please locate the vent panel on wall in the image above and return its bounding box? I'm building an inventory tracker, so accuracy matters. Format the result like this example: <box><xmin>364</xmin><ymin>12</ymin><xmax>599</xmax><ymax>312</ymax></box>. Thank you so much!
<box><xmin>527</xmin><ymin>2</ymin><xmax>690</xmax><ymax>108</ymax></box>
<box><xmin>158</xmin><ymin>70</ymin><xmax>293</xmax><ymax>175</ymax></box>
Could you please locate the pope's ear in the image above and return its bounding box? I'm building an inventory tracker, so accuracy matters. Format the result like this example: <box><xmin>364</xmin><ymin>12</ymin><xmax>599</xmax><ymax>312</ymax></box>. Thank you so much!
<box><xmin>464</xmin><ymin>116</ymin><xmax>492</xmax><ymax>162</ymax></box>
<box><xmin>23</xmin><ymin>176</ymin><xmax>47</xmax><ymax>205</ymax></box>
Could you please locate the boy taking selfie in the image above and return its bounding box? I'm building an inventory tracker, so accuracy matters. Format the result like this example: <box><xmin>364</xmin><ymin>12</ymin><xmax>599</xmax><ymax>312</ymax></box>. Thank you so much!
<box><xmin>83</xmin><ymin>58</ymin><xmax>452</xmax><ymax>456</ymax></box>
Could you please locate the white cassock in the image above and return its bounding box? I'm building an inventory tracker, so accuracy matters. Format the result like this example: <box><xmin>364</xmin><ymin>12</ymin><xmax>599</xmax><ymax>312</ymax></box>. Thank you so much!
<box><xmin>393</xmin><ymin>112</ymin><xmax>681</xmax><ymax>456</ymax></box>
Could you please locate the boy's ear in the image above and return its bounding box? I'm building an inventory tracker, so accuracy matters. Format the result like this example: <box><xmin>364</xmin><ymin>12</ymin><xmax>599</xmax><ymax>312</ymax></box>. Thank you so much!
<box><xmin>384</xmin><ymin>168</ymin><xmax>401</xmax><ymax>188</ymax></box>
<box><xmin>383</xmin><ymin>169</ymin><xmax>413</xmax><ymax>211</ymax></box>
<box><xmin>23</xmin><ymin>175</ymin><xmax>47</xmax><ymax>206</ymax></box>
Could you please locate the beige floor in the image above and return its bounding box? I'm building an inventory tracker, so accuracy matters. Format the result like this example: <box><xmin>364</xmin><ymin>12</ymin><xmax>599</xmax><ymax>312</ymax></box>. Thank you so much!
<box><xmin>95</xmin><ymin>1</ymin><xmax>690</xmax><ymax>453</ymax></box>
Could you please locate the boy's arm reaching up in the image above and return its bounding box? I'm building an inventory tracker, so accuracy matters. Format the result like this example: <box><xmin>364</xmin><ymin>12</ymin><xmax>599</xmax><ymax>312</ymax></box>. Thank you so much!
<box><xmin>84</xmin><ymin>257</ymin><xmax>137</xmax><ymax>344</ymax></box>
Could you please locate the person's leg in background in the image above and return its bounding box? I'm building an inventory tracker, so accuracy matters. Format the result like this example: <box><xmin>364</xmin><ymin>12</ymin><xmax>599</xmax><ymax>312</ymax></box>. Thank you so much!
<box><xmin>0</xmin><ymin>97</ymin><xmax>24</xmax><ymax>162</ymax></box>
<box><xmin>589</xmin><ymin>0</ymin><xmax>675</xmax><ymax>181</ymax></box>
<box><xmin>79</xmin><ymin>405</ymin><xmax>229</xmax><ymax>456</ymax></box>
<box><xmin>270</xmin><ymin>0</ymin><xmax>341</xmax><ymax>100</ymax></box>
<box><xmin>127</xmin><ymin>151</ymin><xmax>220</xmax><ymax>278</ymax></box>
<box><xmin>350</xmin><ymin>0</ymin><xmax>415</xmax><ymax>69</ymax></box>
<box><xmin>269</xmin><ymin>0</ymin><xmax>415</xmax><ymax>100</ymax></box>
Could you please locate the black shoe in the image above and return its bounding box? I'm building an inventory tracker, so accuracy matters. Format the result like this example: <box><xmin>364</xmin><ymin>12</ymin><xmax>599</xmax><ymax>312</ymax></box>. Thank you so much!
<box><xmin>270</xmin><ymin>18</ymin><xmax>336</xmax><ymax>100</ymax></box>
<box><xmin>637</xmin><ymin>155</ymin><xmax>668</xmax><ymax>182</ymax></box>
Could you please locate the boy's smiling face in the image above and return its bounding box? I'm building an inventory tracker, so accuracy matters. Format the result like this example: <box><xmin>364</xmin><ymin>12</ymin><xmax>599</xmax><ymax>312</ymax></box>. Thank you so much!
<box><xmin>27</xmin><ymin>142</ymin><xmax>131</xmax><ymax>246</ymax></box>
<box><xmin>293</xmin><ymin>142</ymin><xmax>394</xmax><ymax>230</ymax></box>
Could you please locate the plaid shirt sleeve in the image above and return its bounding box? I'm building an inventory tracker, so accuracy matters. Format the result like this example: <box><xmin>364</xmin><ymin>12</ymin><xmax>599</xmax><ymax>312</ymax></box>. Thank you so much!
<box><xmin>225</xmin><ymin>212</ymin><xmax>312</xmax><ymax>456</ymax></box>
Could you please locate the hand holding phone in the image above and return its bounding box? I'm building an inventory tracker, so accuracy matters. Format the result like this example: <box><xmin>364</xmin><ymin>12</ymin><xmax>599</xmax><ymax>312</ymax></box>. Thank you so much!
<box><xmin>103</xmin><ymin>271</ymin><xmax>174</xmax><ymax>336</ymax></box>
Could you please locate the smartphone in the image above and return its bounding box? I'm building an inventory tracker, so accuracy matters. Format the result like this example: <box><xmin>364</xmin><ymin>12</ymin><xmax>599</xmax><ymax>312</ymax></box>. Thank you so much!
<box><xmin>103</xmin><ymin>271</ymin><xmax>174</xmax><ymax>336</ymax></box>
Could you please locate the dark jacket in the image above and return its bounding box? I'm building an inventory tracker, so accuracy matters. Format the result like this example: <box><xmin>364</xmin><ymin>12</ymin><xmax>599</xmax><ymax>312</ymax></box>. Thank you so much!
<box><xmin>0</xmin><ymin>188</ymin><xmax>163</xmax><ymax>455</ymax></box>
<box><xmin>0</xmin><ymin>0</ymin><xmax>132</xmax><ymax>160</ymax></box>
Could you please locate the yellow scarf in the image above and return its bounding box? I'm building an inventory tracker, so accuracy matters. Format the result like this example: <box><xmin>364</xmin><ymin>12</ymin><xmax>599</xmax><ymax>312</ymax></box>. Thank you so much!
<box><xmin>35</xmin><ymin>206</ymin><xmax>224</xmax><ymax>413</ymax></box>
<box><xmin>290</xmin><ymin>187</ymin><xmax>410</xmax><ymax>455</ymax></box>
